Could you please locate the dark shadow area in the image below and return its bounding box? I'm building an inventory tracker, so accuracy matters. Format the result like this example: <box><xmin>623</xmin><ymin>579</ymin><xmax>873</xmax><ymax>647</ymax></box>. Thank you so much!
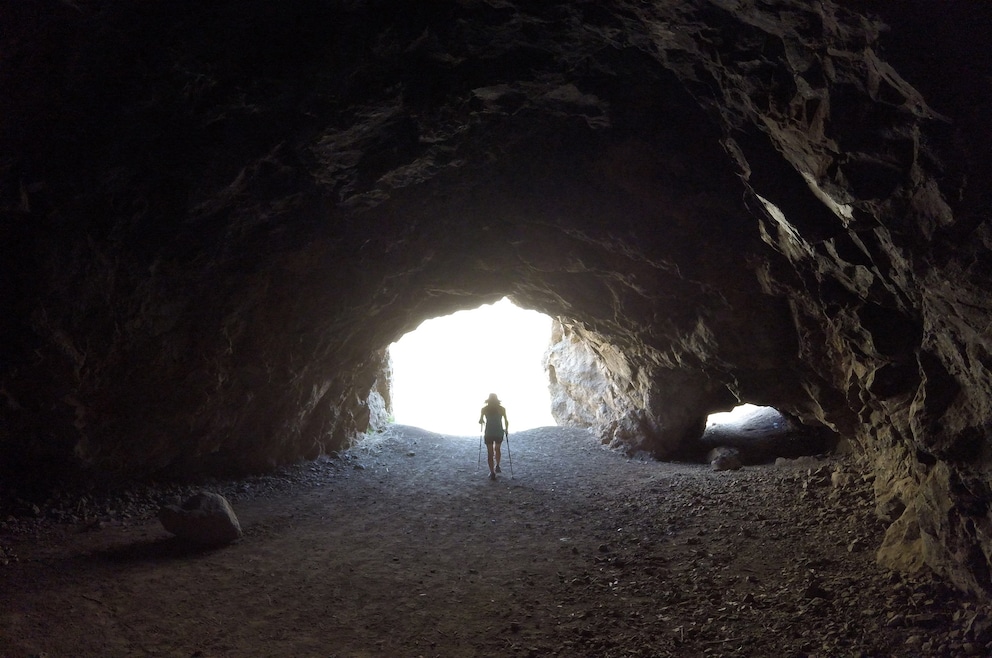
<box><xmin>86</xmin><ymin>536</ymin><xmax>225</xmax><ymax>564</ymax></box>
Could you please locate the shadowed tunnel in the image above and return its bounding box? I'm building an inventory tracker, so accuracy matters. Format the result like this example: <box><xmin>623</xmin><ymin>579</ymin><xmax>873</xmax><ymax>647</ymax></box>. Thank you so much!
<box><xmin>2</xmin><ymin>0</ymin><xmax>992</xmax><ymax>607</ymax></box>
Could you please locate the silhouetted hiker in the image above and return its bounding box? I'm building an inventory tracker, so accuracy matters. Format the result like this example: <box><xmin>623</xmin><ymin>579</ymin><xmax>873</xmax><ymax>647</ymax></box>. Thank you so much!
<box><xmin>479</xmin><ymin>393</ymin><xmax>508</xmax><ymax>480</ymax></box>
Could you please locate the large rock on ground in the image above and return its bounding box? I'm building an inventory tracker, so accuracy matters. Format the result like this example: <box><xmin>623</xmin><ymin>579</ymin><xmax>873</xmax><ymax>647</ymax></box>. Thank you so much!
<box><xmin>159</xmin><ymin>492</ymin><xmax>243</xmax><ymax>546</ymax></box>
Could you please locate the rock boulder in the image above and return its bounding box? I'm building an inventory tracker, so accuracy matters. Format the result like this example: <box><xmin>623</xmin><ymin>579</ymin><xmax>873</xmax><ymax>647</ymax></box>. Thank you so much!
<box><xmin>159</xmin><ymin>493</ymin><xmax>243</xmax><ymax>546</ymax></box>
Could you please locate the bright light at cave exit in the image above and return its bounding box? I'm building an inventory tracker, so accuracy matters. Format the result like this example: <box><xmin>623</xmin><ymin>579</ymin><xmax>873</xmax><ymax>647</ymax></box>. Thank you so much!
<box><xmin>706</xmin><ymin>403</ymin><xmax>764</xmax><ymax>427</ymax></box>
<box><xmin>389</xmin><ymin>298</ymin><xmax>557</xmax><ymax>435</ymax></box>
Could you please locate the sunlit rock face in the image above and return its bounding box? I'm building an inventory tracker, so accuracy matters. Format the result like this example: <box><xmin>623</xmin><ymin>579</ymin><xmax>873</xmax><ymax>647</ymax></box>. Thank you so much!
<box><xmin>2</xmin><ymin>2</ymin><xmax>990</xmax><ymax>594</ymax></box>
<box><xmin>545</xmin><ymin>319</ymin><xmax>737</xmax><ymax>457</ymax></box>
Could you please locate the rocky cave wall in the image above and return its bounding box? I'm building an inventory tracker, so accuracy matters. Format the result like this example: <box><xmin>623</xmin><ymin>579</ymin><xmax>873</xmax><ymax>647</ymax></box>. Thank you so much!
<box><xmin>1</xmin><ymin>1</ymin><xmax>991</xmax><ymax>595</ymax></box>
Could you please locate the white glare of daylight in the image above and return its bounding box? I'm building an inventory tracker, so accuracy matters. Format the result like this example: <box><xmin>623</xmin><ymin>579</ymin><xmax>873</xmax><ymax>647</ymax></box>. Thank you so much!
<box><xmin>389</xmin><ymin>298</ymin><xmax>557</xmax><ymax>435</ymax></box>
<box><xmin>706</xmin><ymin>404</ymin><xmax>780</xmax><ymax>430</ymax></box>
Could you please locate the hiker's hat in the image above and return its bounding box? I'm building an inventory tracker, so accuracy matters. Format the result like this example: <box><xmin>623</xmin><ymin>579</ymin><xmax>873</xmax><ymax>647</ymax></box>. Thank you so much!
<box><xmin>485</xmin><ymin>393</ymin><xmax>500</xmax><ymax>403</ymax></box>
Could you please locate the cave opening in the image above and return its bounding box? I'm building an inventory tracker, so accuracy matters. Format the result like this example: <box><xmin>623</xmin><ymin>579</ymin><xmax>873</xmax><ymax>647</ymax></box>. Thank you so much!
<box><xmin>704</xmin><ymin>403</ymin><xmax>784</xmax><ymax>432</ymax></box>
<box><xmin>387</xmin><ymin>297</ymin><xmax>558</xmax><ymax>436</ymax></box>
<box><xmin>698</xmin><ymin>403</ymin><xmax>839</xmax><ymax>466</ymax></box>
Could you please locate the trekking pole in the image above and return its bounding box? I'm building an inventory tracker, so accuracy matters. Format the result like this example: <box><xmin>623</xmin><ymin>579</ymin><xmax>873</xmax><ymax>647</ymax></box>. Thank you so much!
<box><xmin>505</xmin><ymin>432</ymin><xmax>513</xmax><ymax>478</ymax></box>
<box><xmin>477</xmin><ymin>431</ymin><xmax>483</xmax><ymax>470</ymax></box>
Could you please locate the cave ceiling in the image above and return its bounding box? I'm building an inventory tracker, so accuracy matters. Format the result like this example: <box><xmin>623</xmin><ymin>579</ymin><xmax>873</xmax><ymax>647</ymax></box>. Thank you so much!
<box><xmin>2</xmin><ymin>0</ymin><xmax>992</xmax><ymax>595</ymax></box>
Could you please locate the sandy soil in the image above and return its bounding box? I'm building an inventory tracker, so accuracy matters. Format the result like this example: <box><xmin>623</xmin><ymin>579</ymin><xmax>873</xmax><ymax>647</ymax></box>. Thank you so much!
<box><xmin>1</xmin><ymin>424</ymin><xmax>988</xmax><ymax>657</ymax></box>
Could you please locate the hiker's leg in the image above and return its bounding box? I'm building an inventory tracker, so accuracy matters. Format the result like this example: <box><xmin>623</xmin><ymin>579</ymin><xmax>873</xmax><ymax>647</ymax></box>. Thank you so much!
<box><xmin>486</xmin><ymin>439</ymin><xmax>495</xmax><ymax>474</ymax></box>
<box><xmin>494</xmin><ymin>442</ymin><xmax>502</xmax><ymax>468</ymax></box>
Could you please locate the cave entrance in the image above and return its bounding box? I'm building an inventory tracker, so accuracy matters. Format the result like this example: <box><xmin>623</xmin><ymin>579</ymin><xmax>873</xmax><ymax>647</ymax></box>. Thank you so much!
<box><xmin>699</xmin><ymin>403</ymin><xmax>791</xmax><ymax>465</ymax></box>
<box><xmin>388</xmin><ymin>298</ymin><xmax>557</xmax><ymax>435</ymax></box>
<box><xmin>700</xmin><ymin>404</ymin><xmax>835</xmax><ymax>464</ymax></box>
<box><xmin>704</xmin><ymin>403</ymin><xmax>784</xmax><ymax>434</ymax></box>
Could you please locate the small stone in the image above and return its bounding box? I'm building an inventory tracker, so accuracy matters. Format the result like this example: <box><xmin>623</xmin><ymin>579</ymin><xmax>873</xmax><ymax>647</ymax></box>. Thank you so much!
<box><xmin>708</xmin><ymin>447</ymin><xmax>742</xmax><ymax>471</ymax></box>
<box><xmin>831</xmin><ymin>471</ymin><xmax>852</xmax><ymax>488</ymax></box>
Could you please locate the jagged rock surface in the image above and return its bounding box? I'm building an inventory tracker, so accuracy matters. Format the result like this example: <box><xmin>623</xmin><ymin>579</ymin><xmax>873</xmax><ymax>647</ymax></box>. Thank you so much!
<box><xmin>1</xmin><ymin>1</ymin><xmax>991</xmax><ymax>596</ymax></box>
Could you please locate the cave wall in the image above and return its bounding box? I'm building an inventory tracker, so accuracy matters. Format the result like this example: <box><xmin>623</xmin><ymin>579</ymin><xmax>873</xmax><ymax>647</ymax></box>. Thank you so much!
<box><xmin>2</xmin><ymin>1</ymin><xmax>991</xmax><ymax>594</ymax></box>
<box><xmin>681</xmin><ymin>1</ymin><xmax>992</xmax><ymax>595</ymax></box>
<box><xmin>545</xmin><ymin>317</ymin><xmax>739</xmax><ymax>457</ymax></box>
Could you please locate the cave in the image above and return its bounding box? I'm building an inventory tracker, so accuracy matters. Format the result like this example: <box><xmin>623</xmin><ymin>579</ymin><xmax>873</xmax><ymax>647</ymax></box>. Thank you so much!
<box><xmin>2</xmin><ymin>0</ymin><xmax>992</xmax><ymax>653</ymax></box>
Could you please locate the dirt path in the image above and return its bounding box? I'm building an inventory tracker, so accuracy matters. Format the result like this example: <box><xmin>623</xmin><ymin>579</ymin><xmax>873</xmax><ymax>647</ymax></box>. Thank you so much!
<box><xmin>1</xmin><ymin>425</ymin><xmax>986</xmax><ymax>657</ymax></box>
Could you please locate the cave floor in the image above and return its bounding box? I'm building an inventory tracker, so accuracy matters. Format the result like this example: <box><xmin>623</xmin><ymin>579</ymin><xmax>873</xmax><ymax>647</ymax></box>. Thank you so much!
<box><xmin>1</xmin><ymin>425</ymin><xmax>986</xmax><ymax>657</ymax></box>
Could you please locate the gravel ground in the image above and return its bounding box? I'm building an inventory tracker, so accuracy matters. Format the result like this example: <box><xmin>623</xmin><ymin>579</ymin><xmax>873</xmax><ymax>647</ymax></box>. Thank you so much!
<box><xmin>1</xmin><ymin>424</ymin><xmax>989</xmax><ymax>657</ymax></box>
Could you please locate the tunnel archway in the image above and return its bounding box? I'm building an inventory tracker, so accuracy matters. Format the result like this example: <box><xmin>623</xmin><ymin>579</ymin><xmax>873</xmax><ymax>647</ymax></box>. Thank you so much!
<box><xmin>1</xmin><ymin>0</ymin><xmax>812</xmax><ymax>479</ymax></box>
